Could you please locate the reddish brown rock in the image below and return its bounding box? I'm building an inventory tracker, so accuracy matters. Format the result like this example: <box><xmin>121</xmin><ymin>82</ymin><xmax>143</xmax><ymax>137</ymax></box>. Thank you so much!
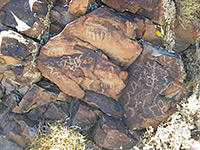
<box><xmin>67</xmin><ymin>7</ymin><xmax>142</xmax><ymax>67</ymax></box>
<box><xmin>94</xmin><ymin>115</ymin><xmax>137</xmax><ymax>150</ymax></box>
<box><xmin>37</xmin><ymin>34</ymin><xmax>128</xmax><ymax>99</ymax></box>
<box><xmin>119</xmin><ymin>42</ymin><xmax>187</xmax><ymax>129</ymax></box>
<box><xmin>3</xmin><ymin>114</ymin><xmax>37</xmax><ymax>148</ymax></box>
<box><xmin>70</xmin><ymin>100</ymin><xmax>102</xmax><ymax>133</ymax></box>
<box><xmin>0</xmin><ymin>30</ymin><xmax>41</xmax><ymax>86</ymax></box>
<box><xmin>68</xmin><ymin>0</ymin><xmax>91</xmax><ymax>16</ymax></box>
<box><xmin>13</xmin><ymin>82</ymin><xmax>60</xmax><ymax>113</ymax></box>
<box><xmin>173</xmin><ymin>19</ymin><xmax>199</xmax><ymax>52</ymax></box>
<box><xmin>50</xmin><ymin>5</ymin><xmax>77</xmax><ymax>34</ymax></box>
<box><xmin>1</xmin><ymin>0</ymin><xmax>51</xmax><ymax>40</ymax></box>
<box><xmin>82</xmin><ymin>90</ymin><xmax>123</xmax><ymax>118</ymax></box>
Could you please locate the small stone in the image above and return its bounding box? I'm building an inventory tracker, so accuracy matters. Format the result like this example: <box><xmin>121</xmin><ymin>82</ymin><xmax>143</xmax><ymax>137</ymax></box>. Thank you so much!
<box><xmin>119</xmin><ymin>42</ymin><xmax>187</xmax><ymax>129</ymax></box>
<box><xmin>68</xmin><ymin>0</ymin><xmax>90</xmax><ymax>16</ymax></box>
<box><xmin>93</xmin><ymin>115</ymin><xmax>137</xmax><ymax>150</ymax></box>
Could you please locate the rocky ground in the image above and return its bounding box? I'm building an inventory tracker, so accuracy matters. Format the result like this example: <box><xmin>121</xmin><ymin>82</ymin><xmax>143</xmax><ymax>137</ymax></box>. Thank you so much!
<box><xmin>0</xmin><ymin>0</ymin><xmax>199</xmax><ymax>150</ymax></box>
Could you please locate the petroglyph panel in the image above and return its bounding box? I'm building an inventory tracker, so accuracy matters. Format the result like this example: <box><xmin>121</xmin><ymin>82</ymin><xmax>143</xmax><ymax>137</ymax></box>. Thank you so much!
<box><xmin>37</xmin><ymin>35</ymin><xmax>128</xmax><ymax>99</ymax></box>
<box><xmin>120</xmin><ymin>42</ymin><xmax>187</xmax><ymax>129</ymax></box>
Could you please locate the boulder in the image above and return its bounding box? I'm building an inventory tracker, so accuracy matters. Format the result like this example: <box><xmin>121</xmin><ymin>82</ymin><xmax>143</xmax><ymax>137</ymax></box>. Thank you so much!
<box><xmin>67</xmin><ymin>7</ymin><xmax>142</xmax><ymax>67</ymax></box>
<box><xmin>13</xmin><ymin>81</ymin><xmax>60</xmax><ymax>114</ymax></box>
<box><xmin>37</xmin><ymin>34</ymin><xmax>128</xmax><ymax>99</ymax></box>
<box><xmin>1</xmin><ymin>0</ymin><xmax>51</xmax><ymax>40</ymax></box>
<box><xmin>3</xmin><ymin>113</ymin><xmax>37</xmax><ymax>148</ymax></box>
<box><xmin>119</xmin><ymin>42</ymin><xmax>187</xmax><ymax>129</ymax></box>
<box><xmin>0</xmin><ymin>30</ymin><xmax>41</xmax><ymax>86</ymax></box>
<box><xmin>93</xmin><ymin>115</ymin><xmax>137</xmax><ymax>150</ymax></box>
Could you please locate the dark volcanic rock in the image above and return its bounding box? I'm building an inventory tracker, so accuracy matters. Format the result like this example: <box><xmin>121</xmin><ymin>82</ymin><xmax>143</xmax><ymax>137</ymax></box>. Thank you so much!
<box><xmin>3</xmin><ymin>113</ymin><xmax>37</xmax><ymax>148</ymax></box>
<box><xmin>119</xmin><ymin>42</ymin><xmax>187</xmax><ymax>129</ymax></box>
<box><xmin>93</xmin><ymin>115</ymin><xmax>137</xmax><ymax>150</ymax></box>
<box><xmin>0</xmin><ymin>30</ymin><xmax>41</xmax><ymax>86</ymax></box>
<box><xmin>13</xmin><ymin>82</ymin><xmax>60</xmax><ymax>114</ymax></box>
<box><xmin>82</xmin><ymin>90</ymin><xmax>123</xmax><ymax>118</ymax></box>
<box><xmin>50</xmin><ymin>5</ymin><xmax>77</xmax><ymax>34</ymax></box>
<box><xmin>37</xmin><ymin>34</ymin><xmax>128</xmax><ymax>99</ymax></box>
<box><xmin>70</xmin><ymin>100</ymin><xmax>102</xmax><ymax>134</ymax></box>
<box><xmin>1</xmin><ymin>0</ymin><xmax>50</xmax><ymax>40</ymax></box>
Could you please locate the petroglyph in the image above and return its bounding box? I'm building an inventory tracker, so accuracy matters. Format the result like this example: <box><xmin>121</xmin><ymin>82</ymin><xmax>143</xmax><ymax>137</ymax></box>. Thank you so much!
<box><xmin>58</xmin><ymin>55</ymin><xmax>83</xmax><ymax>71</ymax></box>
<box><xmin>86</xmin><ymin>23</ymin><xmax>112</xmax><ymax>41</ymax></box>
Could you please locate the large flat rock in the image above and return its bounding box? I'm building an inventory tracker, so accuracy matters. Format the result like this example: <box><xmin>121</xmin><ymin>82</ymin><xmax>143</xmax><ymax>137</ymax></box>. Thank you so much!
<box><xmin>119</xmin><ymin>42</ymin><xmax>187</xmax><ymax>129</ymax></box>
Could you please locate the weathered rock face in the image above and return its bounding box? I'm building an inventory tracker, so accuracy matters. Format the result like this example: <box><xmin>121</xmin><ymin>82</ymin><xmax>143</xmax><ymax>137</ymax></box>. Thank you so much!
<box><xmin>37</xmin><ymin>34</ymin><xmax>128</xmax><ymax>99</ymax></box>
<box><xmin>0</xmin><ymin>30</ymin><xmax>41</xmax><ymax>86</ymax></box>
<box><xmin>13</xmin><ymin>81</ymin><xmax>60</xmax><ymax>114</ymax></box>
<box><xmin>68</xmin><ymin>0</ymin><xmax>90</xmax><ymax>16</ymax></box>
<box><xmin>82</xmin><ymin>90</ymin><xmax>123</xmax><ymax>118</ymax></box>
<box><xmin>119</xmin><ymin>42</ymin><xmax>187</xmax><ymax>129</ymax></box>
<box><xmin>67</xmin><ymin>7</ymin><xmax>142</xmax><ymax>67</ymax></box>
<box><xmin>3</xmin><ymin>113</ymin><xmax>37</xmax><ymax>148</ymax></box>
<box><xmin>50</xmin><ymin>5</ymin><xmax>77</xmax><ymax>34</ymax></box>
<box><xmin>70</xmin><ymin>100</ymin><xmax>102</xmax><ymax>134</ymax></box>
<box><xmin>94</xmin><ymin>115</ymin><xmax>137</xmax><ymax>150</ymax></box>
<box><xmin>0</xmin><ymin>0</ymin><xmax>50</xmax><ymax>40</ymax></box>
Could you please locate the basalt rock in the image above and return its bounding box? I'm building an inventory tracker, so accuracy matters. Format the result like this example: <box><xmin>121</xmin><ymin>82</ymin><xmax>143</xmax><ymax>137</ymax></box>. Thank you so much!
<box><xmin>70</xmin><ymin>100</ymin><xmax>102</xmax><ymax>134</ymax></box>
<box><xmin>82</xmin><ymin>90</ymin><xmax>123</xmax><ymax>118</ymax></box>
<box><xmin>50</xmin><ymin>5</ymin><xmax>77</xmax><ymax>34</ymax></box>
<box><xmin>0</xmin><ymin>30</ymin><xmax>41</xmax><ymax>86</ymax></box>
<box><xmin>67</xmin><ymin>7</ymin><xmax>142</xmax><ymax>67</ymax></box>
<box><xmin>93</xmin><ymin>115</ymin><xmax>137</xmax><ymax>150</ymax></box>
<box><xmin>37</xmin><ymin>34</ymin><xmax>128</xmax><ymax>99</ymax></box>
<box><xmin>0</xmin><ymin>0</ymin><xmax>51</xmax><ymax>40</ymax></box>
<box><xmin>13</xmin><ymin>81</ymin><xmax>60</xmax><ymax>114</ymax></box>
<box><xmin>119</xmin><ymin>42</ymin><xmax>187</xmax><ymax>129</ymax></box>
<box><xmin>3</xmin><ymin>113</ymin><xmax>37</xmax><ymax>148</ymax></box>
<box><xmin>68</xmin><ymin>0</ymin><xmax>91</xmax><ymax>16</ymax></box>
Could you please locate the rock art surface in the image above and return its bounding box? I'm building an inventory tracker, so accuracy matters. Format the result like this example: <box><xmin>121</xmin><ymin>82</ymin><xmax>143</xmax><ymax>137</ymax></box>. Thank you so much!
<box><xmin>0</xmin><ymin>0</ymin><xmax>51</xmax><ymax>40</ymax></box>
<box><xmin>0</xmin><ymin>0</ymin><xmax>195</xmax><ymax>149</ymax></box>
<box><xmin>119</xmin><ymin>42</ymin><xmax>187</xmax><ymax>129</ymax></box>
<box><xmin>37</xmin><ymin>34</ymin><xmax>128</xmax><ymax>99</ymax></box>
<box><xmin>0</xmin><ymin>30</ymin><xmax>41</xmax><ymax>86</ymax></box>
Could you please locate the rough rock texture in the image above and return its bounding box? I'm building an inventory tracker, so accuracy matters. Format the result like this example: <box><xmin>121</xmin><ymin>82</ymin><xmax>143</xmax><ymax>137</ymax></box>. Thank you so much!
<box><xmin>70</xmin><ymin>100</ymin><xmax>101</xmax><ymax>134</ymax></box>
<box><xmin>119</xmin><ymin>42</ymin><xmax>187</xmax><ymax>129</ymax></box>
<box><xmin>37</xmin><ymin>34</ymin><xmax>128</xmax><ymax>99</ymax></box>
<box><xmin>68</xmin><ymin>0</ymin><xmax>91</xmax><ymax>16</ymax></box>
<box><xmin>2</xmin><ymin>114</ymin><xmax>37</xmax><ymax>148</ymax></box>
<box><xmin>0</xmin><ymin>0</ymin><xmax>51</xmax><ymax>40</ymax></box>
<box><xmin>0</xmin><ymin>30</ymin><xmax>41</xmax><ymax>86</ymax></box>
<box><xmin>13</xmin><ymin>81</ymin><xmax>60</xmax><ymax>113</ymax></box>
<box><xmin>94</xmin><ymin>115</ymin><xmax>137</xmax><ymax>150</ymax></box>
<box><xmin>50</xmin><ymin>5</ymin><xmax>77</xmax><ymax>34</ymax></box>
<box><xmin>82</xmin><ymin>90</ymin><xmax>122</xmax><ymax>118</ymax></box>
<box><xmin>67</xmin><ymin>7</ymin><xmax>142</xmax><ymax>67</ymax></box>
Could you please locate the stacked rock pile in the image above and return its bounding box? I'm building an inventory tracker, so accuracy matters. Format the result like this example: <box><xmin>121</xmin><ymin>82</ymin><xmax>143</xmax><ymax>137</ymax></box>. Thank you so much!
<box><xmin>0</xmin><ymin>0</ymin><xmax>199</xmax><ymax>149</ymax></box>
